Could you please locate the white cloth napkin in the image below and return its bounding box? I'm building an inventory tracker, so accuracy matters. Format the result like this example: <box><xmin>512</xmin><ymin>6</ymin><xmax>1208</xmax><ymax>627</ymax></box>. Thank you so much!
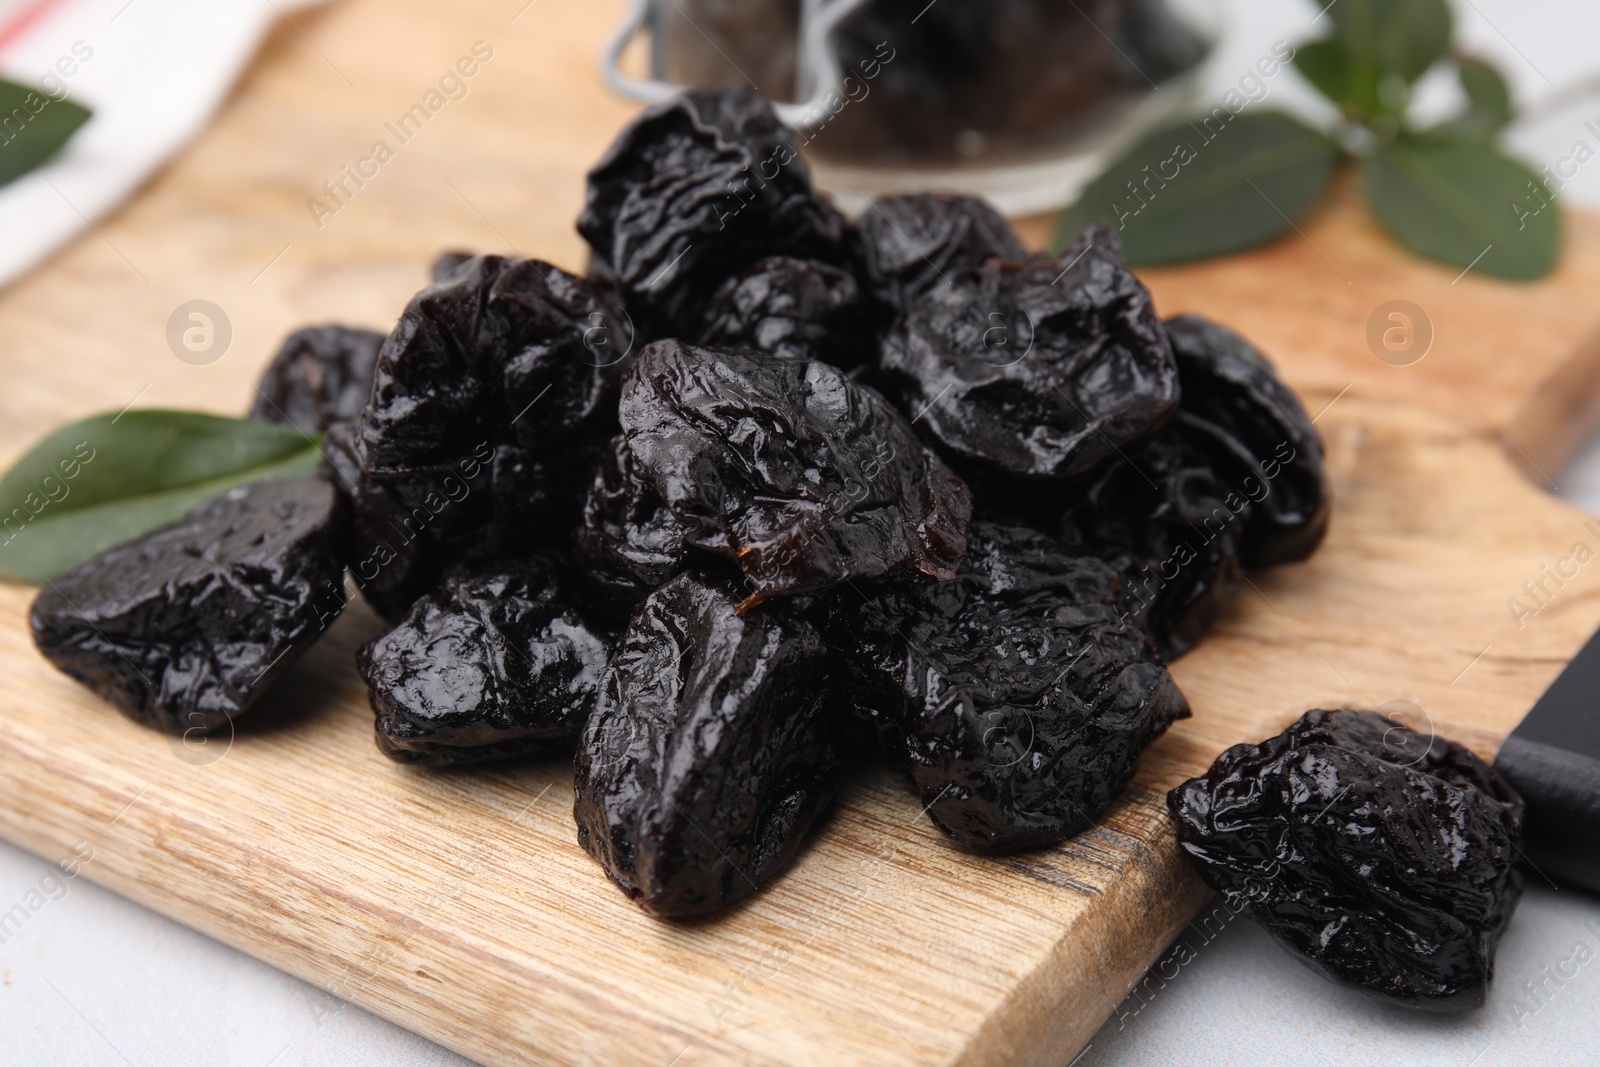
<box><xmin>0</xmin><ymin>0</ymin><xmax>329</xmax><ymax>288</ymax></box>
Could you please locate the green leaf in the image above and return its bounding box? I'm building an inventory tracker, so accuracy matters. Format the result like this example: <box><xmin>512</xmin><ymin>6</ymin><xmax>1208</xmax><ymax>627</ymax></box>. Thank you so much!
<box><xmin>1294</xmin><ymin>38</ymin><xmax>1383</xmax><ymax>121</ymax></box>
<box><xmin>0</xmin><ymin>78</ymin><xmax>92</xmax><ymax>188</ymax></box>
<box><xmin>1328</xmin><ymin>0</ymin><xmax>1453</xmax><ymax>85</ymax></box>
<box><xmin>0</xmin><ymin>412</ymin><xmax>327</xmax><ymax>584</ymax></box>
<box><xmin>1365</xmin><ymin>136</ymin><xmax>1560</xmax><ymax>281</ymax></box>
<box><xmin>1459</xmin><ymin>58</ymin><xmax>1513</xmax><ymax>127</ymax></box>
<box><xmin>1055</xmin><ymin>111</ymin><xmax>1342</xmax><ymax>266</ymax></box>
<box><xmin>1431</xmin><ymin>57</ymin><xmax>1514</xmax><ymax>141</ymax></box>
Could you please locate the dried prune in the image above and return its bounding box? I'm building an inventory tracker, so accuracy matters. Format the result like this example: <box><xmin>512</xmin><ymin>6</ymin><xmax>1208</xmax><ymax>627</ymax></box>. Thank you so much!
<box><xmin>578</xmin><ymin>86</ymin><xmax>848</xmax><ymax>339</ymax></box>
<box><xmin>857</xmin><ymin>192</ymin><xmax>1026</xmax><ymax>313</ymax></box>
<box><xmin>350</xmin><ymin>254</ymin><xmax>627</xmax><ymax>617</ymax></box>
<box><xmin>30</xmin><ymin>478</ymin><xmax>348</xmax><ymax>735</ymax></box>
<box><xmin>429</xmin><ymin>250</ymin><xmax>476</xmax><ymax>283</ymax></box>
<box><xmin>1169</xmin><ymin>709</ymin><xmax>1525</xmax><ymax>1013</ymax></box>
<box><xmin>879</xmin><ymin>224</ymin><xmax>1179</xmax><ymax>479</ymax></box>
<box><xmin>251</xmin><ymin>325</ymin><xmax>385</xmax><ymax>435</ymax></box>
<box><xmin>573</xmin><ymin>571</ymin><xmax>838</xmax><ymax>917</ymax></box>
<box><xmin>841</xmin><ymin>522</ymin><xmax>1189</xmax><ymax>853</ymax></box>
<box><xmin>697</xmin><ymin>256</ymin><xmax>870</xmax><ymax>368</ymax></box>
<box><xmin>1059</xmin><ymin>427</ymin><xmax>1243</xmax><ymax>660</ymax></box>
<box><xmin>1165</xmin><ymin>315</ymin><xmax>1329</xmax><ymax>565</ymax></box>
<box><xmin>572</xmin><ymin>435</ymin><xmax>690</xmax><ymax>614</ymax></box>
<box><xmin>358</xmin><ymin>560</ymin><xmax>609</xmax><ymax>766</ymax></box>
<box><xmin>619</xmin><ymin>340</ymin><xmax>972</xmax><ymax>602</ymax></box>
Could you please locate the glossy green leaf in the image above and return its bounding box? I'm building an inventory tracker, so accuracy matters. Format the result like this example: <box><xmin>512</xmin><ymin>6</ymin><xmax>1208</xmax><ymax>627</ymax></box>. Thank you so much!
<box><xmin>1365</xmin><ymin>136</ymin><xmax>1560</xmax><ymax>281</ymax></box>
<box><xmin>1430</xmin><ymin>57</ymin><xmax>1514</xmax><ymax>141</ymax></box>
<box><xmin>0</xmin><ymin>412</ymin><xmax>326</xmax><ymax>584</ymax></box>
<box><xmin>1459</xmin><ymin>58</ymin><xmax>1513</xmax><ymax>127</ymax></box>
<box><xmin>0</xmin><ymin>78</ymin><xmax>92</xmax><ymax>187</ymax></box>
<box><xmin>1293</xmin><ymin>38</ymin><xmax>1382</xmax><ymax>120</ymax></box>
<box><xmin>1055</xmin><ymin>111</ymin><xmax>1342</xmax><ymax>265</ymax></box>
<box><xmin>1329</xmin><ymin>0</ymin><xmax>1453</xmax><ymax>84</ymax></box>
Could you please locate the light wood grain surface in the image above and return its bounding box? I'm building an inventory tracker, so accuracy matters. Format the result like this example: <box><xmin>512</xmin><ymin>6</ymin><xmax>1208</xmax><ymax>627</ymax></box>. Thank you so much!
<box><xmin>4</xmin><ymin>2</ymin><xmax>1600</xmax><ymax>1066</ymax></box>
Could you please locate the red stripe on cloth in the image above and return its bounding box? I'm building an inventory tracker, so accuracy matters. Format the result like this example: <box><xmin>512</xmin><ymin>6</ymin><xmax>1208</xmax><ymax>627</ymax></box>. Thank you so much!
<box><xmin>0</xmin><ymin>0</ymin><xmax>78</xmax><ymax>57</ymax></box>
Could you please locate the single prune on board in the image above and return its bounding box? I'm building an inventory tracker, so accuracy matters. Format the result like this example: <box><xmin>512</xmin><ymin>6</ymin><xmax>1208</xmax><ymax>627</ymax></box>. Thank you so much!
<box><xmin>30</xmin><ymin>478</ymin><xmax>348</xmax><ymax>735</ymax></box>
<box><xmin>620</xmin><ymin>340</ymin><xmax>973</xmax><ymax>603</ymax></box>
<box><xmin>349</xmin><ymin>254</ymin><xmax>628</xmax><ymax>617</ymax></box>
<box><xmin>879</xmin><ymin>224</ymin><xmax>1179</xmax><ymax>479</ymax></box>
<box><xmin>1059</xmin><ymin>427</ymin><xmax>1244</xmax><ymax>661</ymax></box>
<box><xmin>251</xmin><ymin>325</ymin><xmax>385</xmax><ymax>436</ymax></box>
<box><xmin>857</xmin><ymin>192</ymin><xmax>1026</xmax><ymax>313</ymax></box>
<box><xmin>1164</xmin><ymin>314</ymin><xmax>1330</xmax><ymax>566</ymax></box>
<box><xmin>1169</xmin><ymin>709</ymin><xmax>1525</xmax><ymax>1013</ymax></box>
<box><xmin>578</xmin><ymin>86</ymin><xmax>849</xmax><ymax>339</ymax></box>
<box><xmin>841</xmin><ymin>522</ymin><xmax>1190</xmax><ymax>853</ymax></box>
<box><xmin>573</xmin><ymin>571</ymin><xmax>838</xmax><ymax>917</ymax></box>
<box><xmin>697</xmin><ymin>256</ymin><xmax>871</xmax><ymax>368</ymax></box>
<box><xmin>358</xmin><ymin>560</ymin><xmax>609</xmax><ymax>766</ymax></box>
<box><xmin>573</xmin><ymin>435</ymin><xmax>691</xmax><ymax>616</ymax></box>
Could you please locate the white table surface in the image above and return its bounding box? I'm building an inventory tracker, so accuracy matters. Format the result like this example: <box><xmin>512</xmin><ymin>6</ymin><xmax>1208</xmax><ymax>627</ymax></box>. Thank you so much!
<box><xmin>6</xmin><ymin>1</ymin><xmax>1600</xmax><ymax>1064</ymax></box>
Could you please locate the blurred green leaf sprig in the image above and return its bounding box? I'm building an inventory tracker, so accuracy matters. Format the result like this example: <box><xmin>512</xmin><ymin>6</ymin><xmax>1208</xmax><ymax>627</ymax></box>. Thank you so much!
<box><xmin>0</xmin><ymin>78</ymin><xmax>91</xmax><ymax>188</ymax></box>
<box><xmin>1056</xmin><ymin>0</ymin><xmax>1561</xmax><ymax>281</ymax></box>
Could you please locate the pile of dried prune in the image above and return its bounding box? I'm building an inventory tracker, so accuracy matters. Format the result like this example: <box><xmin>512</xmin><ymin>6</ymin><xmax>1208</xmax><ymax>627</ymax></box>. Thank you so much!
<box><xmin>29</xmin><ymin>88</ymin><xmax>1340</xmax><ymax>935</ymax></box>
<box><xmin>1170</xmin><ymin>711</ymin><xmax>1525</xmax><ymax>1012</ymax></box>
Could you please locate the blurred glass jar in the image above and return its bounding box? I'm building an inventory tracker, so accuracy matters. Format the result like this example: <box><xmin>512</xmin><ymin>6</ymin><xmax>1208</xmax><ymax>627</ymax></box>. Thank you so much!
<box><xmin>603</xmin><ymin>0</ymin><xmax>1223</xmax><ymax>215</ymax></box>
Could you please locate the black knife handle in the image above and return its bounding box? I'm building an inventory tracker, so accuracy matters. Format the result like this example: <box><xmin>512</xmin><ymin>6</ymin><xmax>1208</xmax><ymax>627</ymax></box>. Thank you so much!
<box><xmin>1495</xmin><ymin>735</ymin><xmax>1600</xmax><ymax>893</ymax></box>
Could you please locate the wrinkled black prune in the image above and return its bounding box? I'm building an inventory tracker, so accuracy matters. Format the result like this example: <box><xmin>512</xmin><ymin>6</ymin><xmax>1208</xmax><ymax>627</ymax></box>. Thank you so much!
<box><xmin>1165</xmin><ymin>315</ymin><xmax>1330</xmax><ymax>566</ymax></box>
<box><xmin>1059</xmin><ymin>427</ymin><xmax>1244</xmax><ymax>661</ymax></box>
<box><xmin>573</xmin><ymin>571</ymin><xmax>838</xmax><ymax>917</ymax></box>
<box><xmin>358</xmin><ymin>560</ymin><xmax>609</xmax><ymax>766</ymax></box>
<box><xmin>879</xmin><ymin>224</ymin><xmax>1179</xmax><ymax>479</ymax></box>
<box><xmin>697</xmin><ymin>256</ymin><xmax>870</xmax><ymax>368</ymax></box>
<box><xmin>30</xmin><ymin>478</ymin><xmax>347</xmax><ymax>735</ymax></box>
<box><xmin>572</xmin><ymin>435</ymin><xmax>691</xmax><ymax>615</ymax></box>
<box><xmin>620</xmin><ymin>340</ymin><xmax>972</xmax><ymax>602</ymax></box>
<box><xmin>349</xmin><ymin>254</ymin><xmax>628</xmax><ymax>618</ymax></box>
<box><xmin>251</xmin><ymin>325</ymin><xmax>385</xmax><ymax>435</ymax></box>
<box><xmin>841</xmin><ymin>522</ymin><xmax>1190</xmax><ymax>853</ymax></box>
<box><xmin>429</xmin><ymin>250</ymin><xmax>476</xmax><ymax>283</ymax></box>
<box><xmin>857</xmin><ymin>192</ymin><xmax>1026</xmax><ymax>313</ymax></box>
<box><xmin>578</xmin><ymin>86</ymin><xmax>849</xmax><ymax>339</ymax></box>
<box><xmin>1169</xmin><ymin>709</ymin><xmax>1525</xmax><ymax>1013</ymax></box>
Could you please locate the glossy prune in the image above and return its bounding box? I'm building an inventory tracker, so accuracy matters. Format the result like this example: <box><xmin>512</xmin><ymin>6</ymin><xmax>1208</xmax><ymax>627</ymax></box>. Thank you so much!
<box><xmin>1169</xmin><ymin>709</ymin><xmax>1525</xmax><ymax>1013</ymax></box>
<box><xmin>697</xmin><ymin>256</ymin><xmax>870</xmax><ymax>368</ymax></box>
<box><xmin>572</xmin><ymin>435</ymin><xmax>690</xmax><ymax>614</ymax></box>
<box><xmin>1165</xmin><ymin>314</ymin><xmax>1329</xmax><ymax>565</ymax></box>
<box><xmin>349</xmin><ymin>254</ymin><xmax>627</xmax><ymax>617</ymax></box>
<box><xmin>879</xmin><ymin>224</ymin><xmax>1179</xmax><ymax>479</ymax></box>
<box><xmin>578</xmin><ymin>86</ymin><xmax>849</xmax><ymax>339</ymax></box>
<box><xmin>358</xmin><ymin>560</ymin><xmax>609</xmax><ymax>766</ymax></box>
<box><xmin>619</xmin><ymin>340</ymin><xmax>972</xmax><ymax>602</ymax></box>
<box><xmin>573</xmin><ymin>571</ymin><xmax>838</xmax><ymax>917</ymax></box>
<box><xmin>1059</xmin><ymin>427</ymin><xmax>1243</xmax><ymax>660</ymax></box>
<box><xmin>251</xmin><ymin>325</ymin><xmax>385</xmax><ymax>435</ymax></box>
<box><xmin>30</xmin><ymin>478</ymin><xmax>347</xmax><ymax>735</ymax></box>
<box><xmin>842</xmin><ymin>522</ymin><xmax>1190</xmax><ymax>853</ymax></box>
<box><xmin>857</xmin><ymin>192</ymin><xmax>1026</xmax><ymax>313</ymax></box>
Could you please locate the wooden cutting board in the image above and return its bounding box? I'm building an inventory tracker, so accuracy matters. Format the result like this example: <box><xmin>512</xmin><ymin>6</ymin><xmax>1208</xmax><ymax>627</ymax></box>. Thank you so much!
<box><xmin>5</xmin><ymin>2</ymin><xmax>1600</xmax><ymax>1064</ymax></box>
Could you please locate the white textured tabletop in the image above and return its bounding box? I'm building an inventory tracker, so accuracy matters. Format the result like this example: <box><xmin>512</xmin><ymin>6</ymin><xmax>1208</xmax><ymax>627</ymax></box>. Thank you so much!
<box><xmin>6</xmin><ymin>1</ymin><xmax>1600</xmax><ymax>1064</ymax></box>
